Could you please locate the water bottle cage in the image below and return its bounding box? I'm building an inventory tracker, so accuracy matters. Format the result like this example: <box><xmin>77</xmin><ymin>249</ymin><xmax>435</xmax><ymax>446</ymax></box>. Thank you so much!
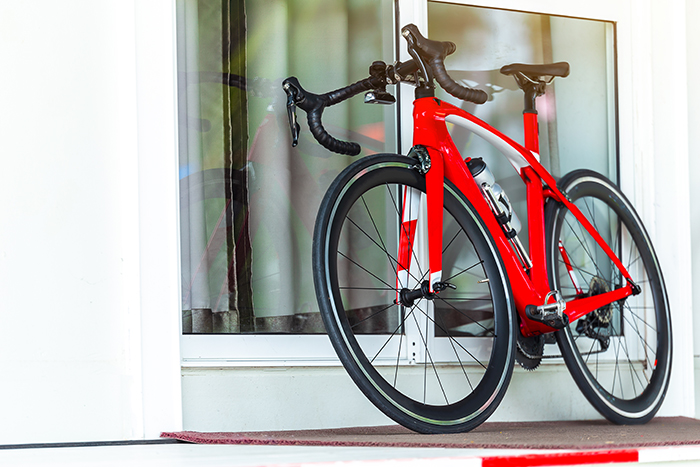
<box><xmin>481</xmin><ymin>183</ymin><xmax>532</xmax><ymax>269</ymax></box>
<box><xmin>481</xmin><ymin>184</ymin><xmax>514</xmax><ymax>233</ymax></box>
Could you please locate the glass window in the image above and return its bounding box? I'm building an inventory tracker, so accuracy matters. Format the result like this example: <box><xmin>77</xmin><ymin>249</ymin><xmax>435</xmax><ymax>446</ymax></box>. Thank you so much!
<box><xmin>176</xmin><ymin>1</ymin><xmax>618</xmax><ymax>342</ymax></box>
<box><xmin>426</xmin><ymin>3</ymin><xmax>621</xmax><ymax>342</ymax></box>
<box><xmin>177</xmin><ymin>0</ymin><xmax>395</xmax><ymax>334</ymax></box>
<box><xmin>427</xmin><ymin>3</ymin><xmax>618</xmax><ymax>246</ymax></box>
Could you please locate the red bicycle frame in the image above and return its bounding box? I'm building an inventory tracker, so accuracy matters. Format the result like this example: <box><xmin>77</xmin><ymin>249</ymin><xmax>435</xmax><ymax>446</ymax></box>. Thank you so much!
<box><xmin>401</xmin><ymin>96</ymin><xmax>637</xmax><ymax>337</ymax></box>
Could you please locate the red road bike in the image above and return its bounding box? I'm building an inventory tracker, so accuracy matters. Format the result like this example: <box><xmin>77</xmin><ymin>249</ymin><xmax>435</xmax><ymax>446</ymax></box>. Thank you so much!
<box><xmin>283</xmin><ymin>24</ymin><xmax>672</xmax><ymax>434</ymax></box>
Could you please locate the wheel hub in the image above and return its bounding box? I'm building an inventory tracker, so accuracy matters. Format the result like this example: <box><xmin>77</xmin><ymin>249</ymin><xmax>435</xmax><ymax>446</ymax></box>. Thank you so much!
<box><xmin>396</xmin><ymin>280</ymin><xmax>455</xmax><ymax>307</ymax></box>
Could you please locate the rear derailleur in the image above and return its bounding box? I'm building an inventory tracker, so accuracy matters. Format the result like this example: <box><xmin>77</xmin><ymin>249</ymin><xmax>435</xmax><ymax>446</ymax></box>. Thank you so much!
<box><xmin>574</xmin><ymin>276</ymin><xmax>614</xmax><ymax>351</ymax></box>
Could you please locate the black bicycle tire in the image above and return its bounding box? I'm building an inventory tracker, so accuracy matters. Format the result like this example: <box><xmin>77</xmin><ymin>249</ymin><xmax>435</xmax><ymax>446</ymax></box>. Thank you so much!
<box><xmin>313</xmin><ymin>154</ymin><xmax>516</xmax><ymax>433</ymax></box>
<box><xmin>545</xmin><ymin>169</ymin><xmax>672</xmax><ymax>424</ymax></box>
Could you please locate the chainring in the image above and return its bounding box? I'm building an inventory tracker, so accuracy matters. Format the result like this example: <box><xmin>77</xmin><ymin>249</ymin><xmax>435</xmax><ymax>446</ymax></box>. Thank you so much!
<box><xmin>515</xmin><ymin>333</ymin><xmax>545</xmax><ymax>371</ymax></box>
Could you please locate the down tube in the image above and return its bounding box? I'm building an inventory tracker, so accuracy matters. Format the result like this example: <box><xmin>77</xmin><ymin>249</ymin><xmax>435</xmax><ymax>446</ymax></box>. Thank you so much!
<box><xmin>439</xmin><ymin>113</ymin><xmax>548</xmax><ymax>299</ymax></box>
<box><xmin>440</xmin><ymin>144</ymin><xmax>553</xmax><ymax>336</ymax></box>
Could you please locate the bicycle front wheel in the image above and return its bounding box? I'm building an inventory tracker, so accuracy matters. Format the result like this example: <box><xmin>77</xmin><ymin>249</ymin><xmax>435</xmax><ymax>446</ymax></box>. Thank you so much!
<box><xmin>545</xmin><ymin>170</ymin><xmax>672</xmax><ymax>424</ymax></box>
<box><xmin>313</xmin><ymin>154</ymin><xmax>516</xmax><ymax>433</ymax></box>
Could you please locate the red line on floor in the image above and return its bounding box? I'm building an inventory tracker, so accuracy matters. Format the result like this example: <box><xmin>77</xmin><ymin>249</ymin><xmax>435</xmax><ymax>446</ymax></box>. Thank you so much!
<box><xmin>481</xmin><ymin>449</ymin><xmax>639</xmax><ymax>467</ymax></box>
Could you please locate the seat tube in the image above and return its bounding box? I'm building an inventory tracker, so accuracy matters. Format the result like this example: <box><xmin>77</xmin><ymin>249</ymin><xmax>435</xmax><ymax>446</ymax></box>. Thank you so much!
<box><xmin>523</xmin><ymin>83</ymin><xmax>540</xmax><ymax>153</ymax></box>
<box><xmin>523</xmin><ymin>110</ymin><xmax>539</xmax><ymax>153</ymax></box>
<box><xmin>522</xmin><ymin>97</ymin><xmax>549</xmax><ymax>292</ymax></box>
<box><xmin>524</xmin><ymin>166</ymin><xmax>549</xmax><ymax>292</ymax></box>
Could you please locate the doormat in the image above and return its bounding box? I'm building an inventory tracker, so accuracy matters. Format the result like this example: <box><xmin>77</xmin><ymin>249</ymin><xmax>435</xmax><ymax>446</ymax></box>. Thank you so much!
<box><xmin>161</xmin><ymin>416</ymin><xmax>700</xmax><ymax>450</ymax></box>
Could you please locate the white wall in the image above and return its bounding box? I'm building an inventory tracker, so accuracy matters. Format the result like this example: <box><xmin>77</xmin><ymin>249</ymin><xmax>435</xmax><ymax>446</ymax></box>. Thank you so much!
<box><xmin>0</xmin><ymin>1</ymin><xmax>181</xmax><ymax>443</ymax></box>
<box><xmin>646</xmin><ymin>0</ymin><xmax>695</xmax><ymax>418</ymax></box>
<box><xmin>687</xmin><ymin>0</ymin><xmax>700</xmax><ymax>417</ymax></box>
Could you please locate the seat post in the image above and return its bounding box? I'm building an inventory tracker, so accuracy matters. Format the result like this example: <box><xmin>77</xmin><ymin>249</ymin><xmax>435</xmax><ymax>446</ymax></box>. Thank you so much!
<box><xmin>500</xmin><ymin>62</ymin><xmax>569</xmax><ymax>153</ymax></box>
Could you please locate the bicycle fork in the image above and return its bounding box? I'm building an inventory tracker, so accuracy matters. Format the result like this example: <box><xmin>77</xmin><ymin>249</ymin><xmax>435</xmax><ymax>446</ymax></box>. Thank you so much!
<box><xmin>396</xmin><ymin>147</ymin><xmax>447</xmax><ymax>305</ymax></box>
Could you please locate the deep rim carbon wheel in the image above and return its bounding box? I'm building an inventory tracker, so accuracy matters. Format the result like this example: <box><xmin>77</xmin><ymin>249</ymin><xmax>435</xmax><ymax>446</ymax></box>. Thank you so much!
<box><xmin>545</xmin><ymin>170</ymin><xmax>672</xmax><ymax>424</ymax></box>
<box><xmin>313</xmin><ymin>154</ymin><xmax>516</xmax><ymax>433</ymax></box>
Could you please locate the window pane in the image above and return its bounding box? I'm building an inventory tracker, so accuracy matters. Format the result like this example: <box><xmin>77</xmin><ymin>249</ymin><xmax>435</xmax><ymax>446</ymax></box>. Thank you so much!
<box><xmin>427</xmin><ymin>3</ymin><xmax>617</xmax><ymax>245</ymax></box>
<box><xmin>177</xmin><ymin>0</ymin><xmax>395</xmax><ymax>334</ymax></box>
<box><xmin>427</xmin><ymin>3</ymin><xmax>620</xmax><ymax>338</ymax></box>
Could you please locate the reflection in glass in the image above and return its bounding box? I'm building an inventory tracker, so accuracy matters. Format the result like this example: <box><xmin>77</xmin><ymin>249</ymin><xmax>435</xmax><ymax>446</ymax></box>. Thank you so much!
<box><xmin>176</xmin><ymin>2</ymin><xmax>617</xmax><ymax>335</ymax></box>
<box><xmin>177</xmin><ymin>0</ymin><xmax>394</xmax><ymax>333</ymax></box>
<box><xmin>427</xmin><ymin>2</ymin><xmax>617</xmax><ymax>253</ymax></box>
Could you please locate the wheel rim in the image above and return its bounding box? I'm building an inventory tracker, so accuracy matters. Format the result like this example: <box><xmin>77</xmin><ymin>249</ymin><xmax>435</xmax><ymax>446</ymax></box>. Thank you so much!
<box><xmin>552</xmin><ymin>178</ymin><xmax>669</xmax><ymax>414</ymax></box>
<box><xmin>321</xmin><ymin>162</ymin><xmax>513</xmax><ymax>425</ymax></box>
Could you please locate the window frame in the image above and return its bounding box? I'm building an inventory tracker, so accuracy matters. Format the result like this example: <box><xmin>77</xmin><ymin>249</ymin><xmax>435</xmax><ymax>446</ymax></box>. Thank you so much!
<box><xmin>180</xmin><ymin>0</ymin><xmax>642</xmax><ymax>367</ymax></box>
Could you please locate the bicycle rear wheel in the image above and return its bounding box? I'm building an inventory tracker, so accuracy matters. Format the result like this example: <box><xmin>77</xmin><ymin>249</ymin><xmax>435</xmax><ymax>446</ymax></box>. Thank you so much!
<box><xmin>545</xmin><ymin>170</ymin><xmax>672</xmax><ymax>424</ymax></box>
<box><xmin>313</xmin><ymin>154</ymin><xmax>516</xmax><ymax>433</ymax></box>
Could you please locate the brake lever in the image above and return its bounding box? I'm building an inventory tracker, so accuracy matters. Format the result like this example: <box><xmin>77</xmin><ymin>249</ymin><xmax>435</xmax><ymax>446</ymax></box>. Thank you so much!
<box><xmin>283</xmin><ymin>82</ymin><xmax>301</xmax><ymax>147</ymax></box>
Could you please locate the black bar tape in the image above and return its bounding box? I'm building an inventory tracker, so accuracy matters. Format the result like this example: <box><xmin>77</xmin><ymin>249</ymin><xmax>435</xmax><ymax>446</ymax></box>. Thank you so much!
<box><xmin>431</xmin><ymin>59</ymin><xmax>488</xmax><ymax>104</ymax></box>
<box><xmin>284</xmin><ymin>76</ymin><xmax>385</xmax><ymax>156</ymax></box>
<box><xmin>307</xmin><ymin>109</ymin><xmax>361</xmax><ymax>156</ymax></box>
<box><xmin>324</xmin><ymin>78</ymin><xmax>379</xmax><ymax>106</ymax></box>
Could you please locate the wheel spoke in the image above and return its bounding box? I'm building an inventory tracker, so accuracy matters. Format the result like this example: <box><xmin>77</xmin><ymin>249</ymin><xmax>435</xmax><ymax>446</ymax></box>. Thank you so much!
<box><xmin>370</xmin><ymin>304</ymin><xmax>416</xmax><ymax>363</ymax></box>
<box><xmin>415</xmin><ymin>303</ymin><xmax>489</xmax><ymax>370</ymax></box>
<box><xmin>443</xmin><ymin>260</ymin><xmax>485</xmax><ymax>283</ymax></box>
<box><xmin>549</xmin><ymin>172</ymin><xmax>670</xmax><ymax>422</ymax></box>
<box><xmin>385</xmin><ymin>183</ymin><xmax>424</xmax><ymax>275</ymax></box>
<box><xmin>409</xmin><ymin>305</ymin><xmax>449</xmax><ymax>404</ymax></box>
<box><xmin>350</xmin><ymin>303</ymin><xmax>397</xmax><ymax>329</ymax></box>
<box><xmin>434</xmin><ymin>295</ymin><xmax>495</xmax><ymax>337</ymax></box>
<box><xmin>338</xmin><ymin>250</ymin><xmax>395</xmax><ymax>290</ymax></box>
<box><xmin>435</xmin><ymin>309</ymin><xmax>475</xmax><ymax>391</ymax></box>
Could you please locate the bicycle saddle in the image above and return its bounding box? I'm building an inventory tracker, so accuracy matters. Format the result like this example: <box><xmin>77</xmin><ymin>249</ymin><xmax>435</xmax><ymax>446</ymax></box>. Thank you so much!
<box><xmin>500</xmin><ymin>62</ymin><xmax>570</xmax><ymax>79</ymax></box>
